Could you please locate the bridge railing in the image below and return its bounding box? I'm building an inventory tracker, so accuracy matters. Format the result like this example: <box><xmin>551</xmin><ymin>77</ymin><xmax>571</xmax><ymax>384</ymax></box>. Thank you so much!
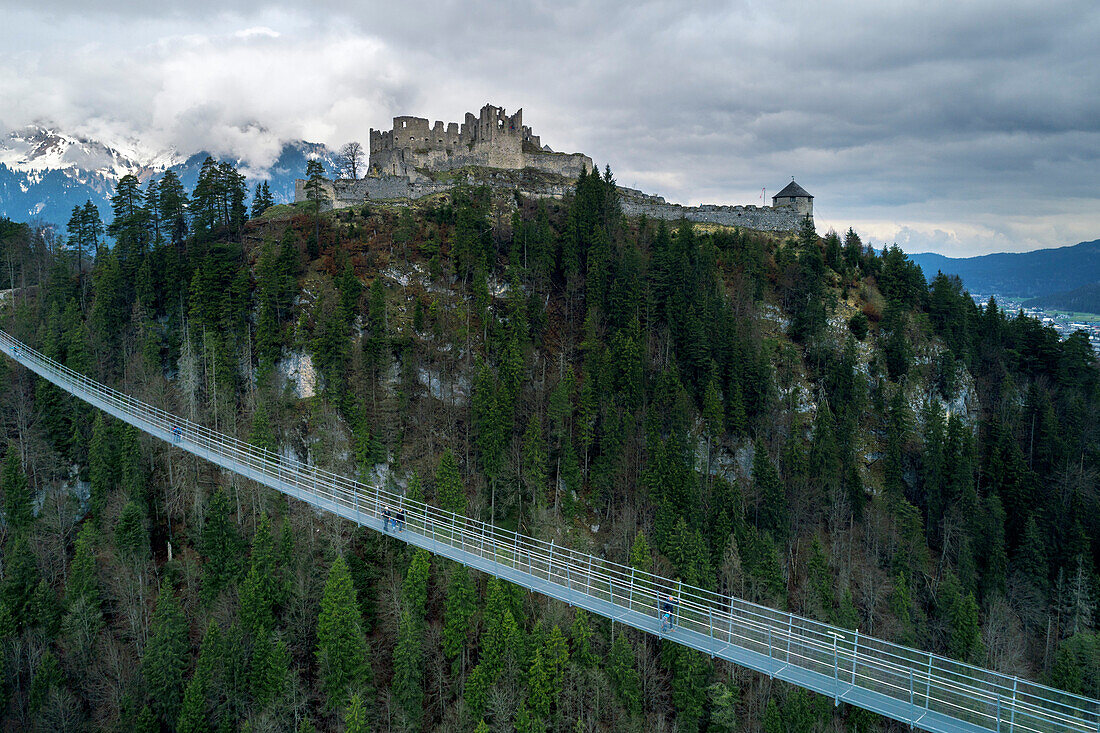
<box><xmin>2</xmin><ymin>329</ymin><xmax>1098</xmax><ymax>733</ymax></box>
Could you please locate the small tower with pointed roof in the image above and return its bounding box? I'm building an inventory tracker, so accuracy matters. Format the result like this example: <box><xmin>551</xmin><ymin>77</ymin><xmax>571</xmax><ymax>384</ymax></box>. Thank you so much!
<box><xmin>772</xmin><ymin>179</ymin><xmax>813</xmax><ymax>219</ymax></box>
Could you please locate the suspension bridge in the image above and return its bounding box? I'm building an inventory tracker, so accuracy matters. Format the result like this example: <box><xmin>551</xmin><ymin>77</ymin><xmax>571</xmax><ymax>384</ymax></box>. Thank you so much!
<box><xmin>1</xmin><ymin>328</ymin><xmax>1097</xmax><ymax>732</ymax></box>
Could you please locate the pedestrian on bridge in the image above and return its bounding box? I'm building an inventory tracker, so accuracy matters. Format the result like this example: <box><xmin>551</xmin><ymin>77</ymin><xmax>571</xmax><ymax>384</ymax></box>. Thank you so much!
<box><xmin>396</xmin><ymin>509</ymin><xmax>405</xmax><ymax>531</ymax></box>
<box><xmin>660</xmin><ymin>593</ymin><xmax>678</xmax><ymax>630</ymax></box>
<box><xmin>383</xmin><ymin>507</ymin><xmax>392</xmax><ymax>531</ymax></box>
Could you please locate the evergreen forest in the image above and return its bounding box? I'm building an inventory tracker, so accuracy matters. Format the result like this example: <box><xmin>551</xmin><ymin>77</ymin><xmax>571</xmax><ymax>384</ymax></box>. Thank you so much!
<box><xmin>0</xmin><ymin>158</ymin><xmax>1099</xmax><ymax>732</ymax></box>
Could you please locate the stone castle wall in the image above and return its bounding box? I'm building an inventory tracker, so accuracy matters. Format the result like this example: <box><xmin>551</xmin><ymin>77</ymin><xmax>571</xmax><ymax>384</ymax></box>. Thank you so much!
<box><xmin>617</xmin><ymin>188</ymin><xmax>806</xmax><ymax>232</ymax></box>
<box><xmin>296</xmin><ymin>175</ymin><xmax>809</xmax><ymax>232</ymax></box>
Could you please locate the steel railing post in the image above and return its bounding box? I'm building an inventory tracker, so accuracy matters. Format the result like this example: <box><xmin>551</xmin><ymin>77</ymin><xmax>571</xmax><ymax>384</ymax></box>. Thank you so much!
<box><xmin>586</xmin><ymin>555</ymin><xmax>592</xmax><ymax>595</ymax></box>
<box><xmin>548</xmin><ymin>540</ymin><xmax>554</xmax><ymax>582</ymax></box>
<box><xmin>909</xmin><ymin>669</ymin><xmax>915</xmax><ymax>724</ymax></box>
<box><xmin>676</xmin><ymin>579</ymin><xmax>682</xmax><ymax>628</ymax></box>
<box><xmin>628</xmin><ymin>568</ymin><xmax>635</xmax><ymax>611</ymax></box>
<box><xmin>852</xmin><ymin>629</ymin><xmax>859</xmax><ymax>687</ymax></box>
<box><xmin>786</xmin><ymin>616</ymin><xmax>793</xmax><ymax>663</ymax></box>
<box><xmin>925</xmin><ymin>656</ymin><xmax>934</xmax><ymax>711</ymax></box>
<box><xmin>1009</xmin><ymin>676</ymin><xmax>1017</xmax><ymax>733</ymax></box>
<box><xmin>832</xmin><ymin>633</ymin><xmax>840</xmax><ymax>706</ymax></box>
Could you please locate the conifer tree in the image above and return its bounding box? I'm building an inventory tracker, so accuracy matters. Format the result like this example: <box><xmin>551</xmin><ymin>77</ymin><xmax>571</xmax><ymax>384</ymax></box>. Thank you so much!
<box><xmin>608</xmin><ymin>633</ymin><xmax>641</xmax><ymax>715</ymax></box>
<box><xmin>442</xmin><ymin>565</ymin><xmax>477</xmax><ymax>674</ymax></box>
<box><xmin>250</xmin><ymin>628</ymin><xmax>290</xmax><ymax>712</ymax></box>
<box><xmin>66</xmin><ymin>522</ymin><xmax>99</xmax><ymax>609</ymax></box>
<box><xmin>88</xmin><ymin>412</ymin><xmax>116</xmax><ymax>519</ymax></box>
<box><xmin>435</xmin><ymin>448</ymin><xmax>466</xmax><ymax>516</ymax></box>
<box><xmin>403</xmin><ymin>549</ymin><xmax>431</xmax><ymax>617</ymax></box>
<box><xmin>251</xmin><ymin>181</ymin><xmax>274</xmax><ymax>219</ymax></box>
<box><xmin>115</xmin><ymin>499</ymin><xmax>149</xmax><ymax>563</ymax></box>
<box><xmin>107</xmin><ymin>173</ymin><xmax>150</xmax><ymax>265</ymax></box>
<box><xmin>392</xmin><ymin>610</ymin><xmax>423</xmax><ymax>730</ymax></box>
<box><xmin>156</xmin><ymin>170</ymin><xmax>189</xmax><ymax>246</ymax></box>
<box><xmin>527</xmin><ymin>624</ymin><xmax>568</xmax><ymax>723</ymax></box>
<box><xmin>177</xmin><ymin>620</ymin><xmax>220</xmax><ymax>733</ymax></box>
<box><xmin>343</xmin><ymin>692</ymin><xmax>369</xmax><ymax>733</ymax></box>
<box><xmin>1</xmin><ymin>442</ymin><xmax>32</xmax><ymax>530</ymax></box>
<box><xmin>316</xmin><ymin>555</ymin><xmax>369</xmax><ymax>710</ymax></box>
<box><xmin>522</xmin><ymin>413</ymin><xmax>548</xmax><ymax>510</ymax></box>
<box><xmin>752</xmin><ymin>441</ymin><xmax>786</xmax><ymax>540</ymax></box>
<box><xmin>200</xmin><ymin>489</ymin><xmax>242</xmax><ymax>602</ymax></box>
<box><xmin>143</xmin><ymin>582</ymin><xmax>188</xmax><ymax>727</ymax></box>
<box><xmin>304</xmin><ymin>159</ymin><xmax>328</xmax><ymax>245</ymax></box>
<box><xmin>570</xmin><ymin>610</ymin><xmax>596</xmax><ymax>669</ymax></box>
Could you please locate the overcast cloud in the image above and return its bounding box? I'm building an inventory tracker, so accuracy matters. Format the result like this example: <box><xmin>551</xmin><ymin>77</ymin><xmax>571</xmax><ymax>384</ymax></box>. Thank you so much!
<box><xmin>2</xmin><ymin>0</ymin><xmax>1098</xmax><ymax>255</ymax></box>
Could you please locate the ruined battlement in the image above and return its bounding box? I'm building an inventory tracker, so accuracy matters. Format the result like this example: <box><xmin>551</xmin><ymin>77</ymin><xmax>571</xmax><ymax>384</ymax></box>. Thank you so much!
<box><xmin>368</xmin><ymin>104</ymin><xmax>589</xmax><ymax>179</ymax></box>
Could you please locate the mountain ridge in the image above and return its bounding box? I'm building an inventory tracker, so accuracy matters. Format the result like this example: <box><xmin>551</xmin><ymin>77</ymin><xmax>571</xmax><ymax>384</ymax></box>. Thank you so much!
<box><xmin>906</xmin><ymin>239</ymin><xmax>1100</xmax><ymax>298</ymax></box>
<box><xmin>0</xmin><ymin>124</ymin><xmax>338</xmax><ymax>230</ymax></box>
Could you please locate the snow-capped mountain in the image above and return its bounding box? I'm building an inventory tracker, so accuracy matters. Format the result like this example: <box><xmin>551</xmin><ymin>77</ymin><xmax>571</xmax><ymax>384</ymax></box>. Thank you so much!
<box><xmin>0</xmin><ymin>125</ymin><xmax>339</xmax><ymax>230</ymax></box>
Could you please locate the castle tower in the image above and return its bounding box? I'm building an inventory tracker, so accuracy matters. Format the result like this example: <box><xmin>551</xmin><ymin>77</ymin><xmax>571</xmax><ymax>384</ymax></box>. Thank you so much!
<box><xmin>772</xmin><ymin>180</ymin><xmax>813</xmax><ymax>218</ymax></box>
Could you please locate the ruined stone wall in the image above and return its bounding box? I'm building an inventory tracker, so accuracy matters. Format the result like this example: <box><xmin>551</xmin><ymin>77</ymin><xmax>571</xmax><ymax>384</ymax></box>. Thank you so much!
<box><xmin>618</xmin><ymin>189</ymin><xmax>807</xmax><ymax>232</ymax></box>
<box><xmin>368</xmin><ymin>104</ymin><xmax>589</xmax><ymax>179</ymax></box>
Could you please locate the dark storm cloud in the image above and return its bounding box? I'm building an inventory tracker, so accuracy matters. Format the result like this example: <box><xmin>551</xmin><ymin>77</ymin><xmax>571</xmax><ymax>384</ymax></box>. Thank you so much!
<box><xmin>1</xmin><ymin>0</ymin><xmax>1098</xmax><ymax>253</ymax></box>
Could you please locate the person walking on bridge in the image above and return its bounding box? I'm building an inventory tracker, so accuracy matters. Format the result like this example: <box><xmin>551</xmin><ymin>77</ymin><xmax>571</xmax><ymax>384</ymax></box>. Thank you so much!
<box><xmin>660</xmin><ymin>592</ymin><xmax>678</xmax><ymax>631</ymax></box>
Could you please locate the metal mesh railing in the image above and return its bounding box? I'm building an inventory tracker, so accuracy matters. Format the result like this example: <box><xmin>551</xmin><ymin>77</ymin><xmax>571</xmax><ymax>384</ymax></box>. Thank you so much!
<box><xmin>2</xmin><ymin>328</ymin><xmax>1097</xmax><ymax>733</ymax></box>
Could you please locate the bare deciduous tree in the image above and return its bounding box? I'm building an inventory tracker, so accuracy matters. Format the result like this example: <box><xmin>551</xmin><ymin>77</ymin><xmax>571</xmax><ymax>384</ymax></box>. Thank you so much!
<box><xmin>340</xmin><ymin>142</ymin><xmax>364</xmax><ymax>180</ymax></box>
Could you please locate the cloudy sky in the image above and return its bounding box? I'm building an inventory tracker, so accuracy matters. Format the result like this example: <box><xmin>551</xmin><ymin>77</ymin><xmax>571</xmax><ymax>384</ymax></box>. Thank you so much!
<box><xmin>2</xmin><ymin>0</ymin><xmax>1098</xmax><ymax>255</ymax></box>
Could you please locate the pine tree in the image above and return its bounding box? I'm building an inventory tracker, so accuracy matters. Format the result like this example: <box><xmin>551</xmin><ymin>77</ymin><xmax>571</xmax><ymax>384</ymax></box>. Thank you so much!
<box><xmin>156</xmin><ymin>170</ymin><xmax>189</xmax><ymax>246</ymax></box>
<box><xmin>522</xmin><ymin>413</ymin><xmax>548</xmax><ymax>510</ymax></box>
<box><xmin>251</xmin><ymin>181</ymin><xmax>274</xmax><ymax>219</ymax></box>
<box><xmin>752</xmin><ymin>441</ymin><xmax>786</xmax><ymax>540</ymax></box>
<box><xmin>250</xmin><ymin>628</ymin><xmax>290</xmax><ymax>711</ymax></box>
<box><xmin>1</xmin><ymin>442</ymin><xmax>32</xmax><ymax>530</ymax></box>
<box><xmin>200</xmin><ymin>489</ymin><xmax>242</xmax><ymax>602</ymax></box>
<box><xmin>570</xmin><ymin>609</ymin><xmax>596</xmax><ymax>668</ymax></box>
<box><xmin>304</xmin><ymin>159</ymin><xmax>329</xmax><ymax>245</ymax></box>
<box><xmin>392</xmin><ymin>610</ymin><xmax>423</xmax><ymax>730</ymax></box>
<box><xmin>119</xmin><ymin>423</ymin><xmax>145</xmax><ymax>503</ymax></box>
<box><xmin>66</xmin><ymin>522</ymin><xmax>99</xmax><ymax>609</ymax></box>
<box><xmin>608</xmin><ymin>633</ymin><xmax>641</xmax><ymax>715</ymax></box>
<box><xmin>115</xmin><ymin>499</ymin><xmax>149</xmax><ymax>563</ymax></box>
<box><xmin>88</xmin><ymin>412</ymin><xmax>116</xmax><ymax>519</ymax></box>
<box><xmin>177</xmin><ymin>621</ymin><xmax>220</xmax><ymax>733</ymax></box>
<box><xmin>443</xmin><ymin>565</ymin><xmax>477</xmax><ymax>674</ymax></box>
<box><xmin>143</xmin><ymin>582</ymin><xmax>188</xmax><ymax>727</ymax></box>
<box><xmin>343</xmin><ymin>692</ymin><xmax>369</xmax><ymax>733</ymax></box>
<box><xmin>435</xmin><ymin>448</ymin><xmax>466</xmax><ymax>516</ymax></box>
<box><xmin>527</xmin><ymin>625</ymin><xmax>569</xmax><ymax>723</ymax></box>
<box><xmin>403</xmin><ymin>549</ymin><xmax>431</xmax><ymax>617</ymax></box>
<box><xmin>316</xmin><ymin>555</ymin><xmax>369</xmax><ymax>710</ymax></box>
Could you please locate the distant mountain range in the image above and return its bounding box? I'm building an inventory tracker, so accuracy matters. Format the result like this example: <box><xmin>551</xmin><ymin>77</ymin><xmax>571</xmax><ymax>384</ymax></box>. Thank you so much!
<box><xmin>906</xmin><ymin>240</ymin><xmax>1100</xmax><ymax>299</ymax></box>
<box><xmin>0</xmin><ymin>125</ymin><xmax>340</xmax><ymax>231</ymax></box>
<box><xmin>1025</xmin><ymin>282</ymin><xmax>1100</xmax><ymax>314</ymax></box>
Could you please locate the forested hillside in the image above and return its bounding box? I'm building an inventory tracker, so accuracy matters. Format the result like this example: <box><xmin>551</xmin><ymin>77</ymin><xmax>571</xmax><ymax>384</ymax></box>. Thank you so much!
<box><xmin>1</xmin><ymin>158</ymin><xmax>1099</xmax><ymax>732</ymax></box>
<box><xmin>1027</xmin><ymin>282</ymin><xmax>1100</xmax><ymax>315</ymax></box>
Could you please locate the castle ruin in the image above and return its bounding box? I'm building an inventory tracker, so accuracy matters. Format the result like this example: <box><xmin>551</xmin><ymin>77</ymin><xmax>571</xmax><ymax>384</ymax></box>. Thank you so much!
<box><xmin>369</xmin><ymin>105</ymin><xmax>592</xmax><ymax>180</ymax></box>
<box><xmin>295</xmin><ymin>103</ymin><xmax>813</xmax><ymax>233</ymax></box>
